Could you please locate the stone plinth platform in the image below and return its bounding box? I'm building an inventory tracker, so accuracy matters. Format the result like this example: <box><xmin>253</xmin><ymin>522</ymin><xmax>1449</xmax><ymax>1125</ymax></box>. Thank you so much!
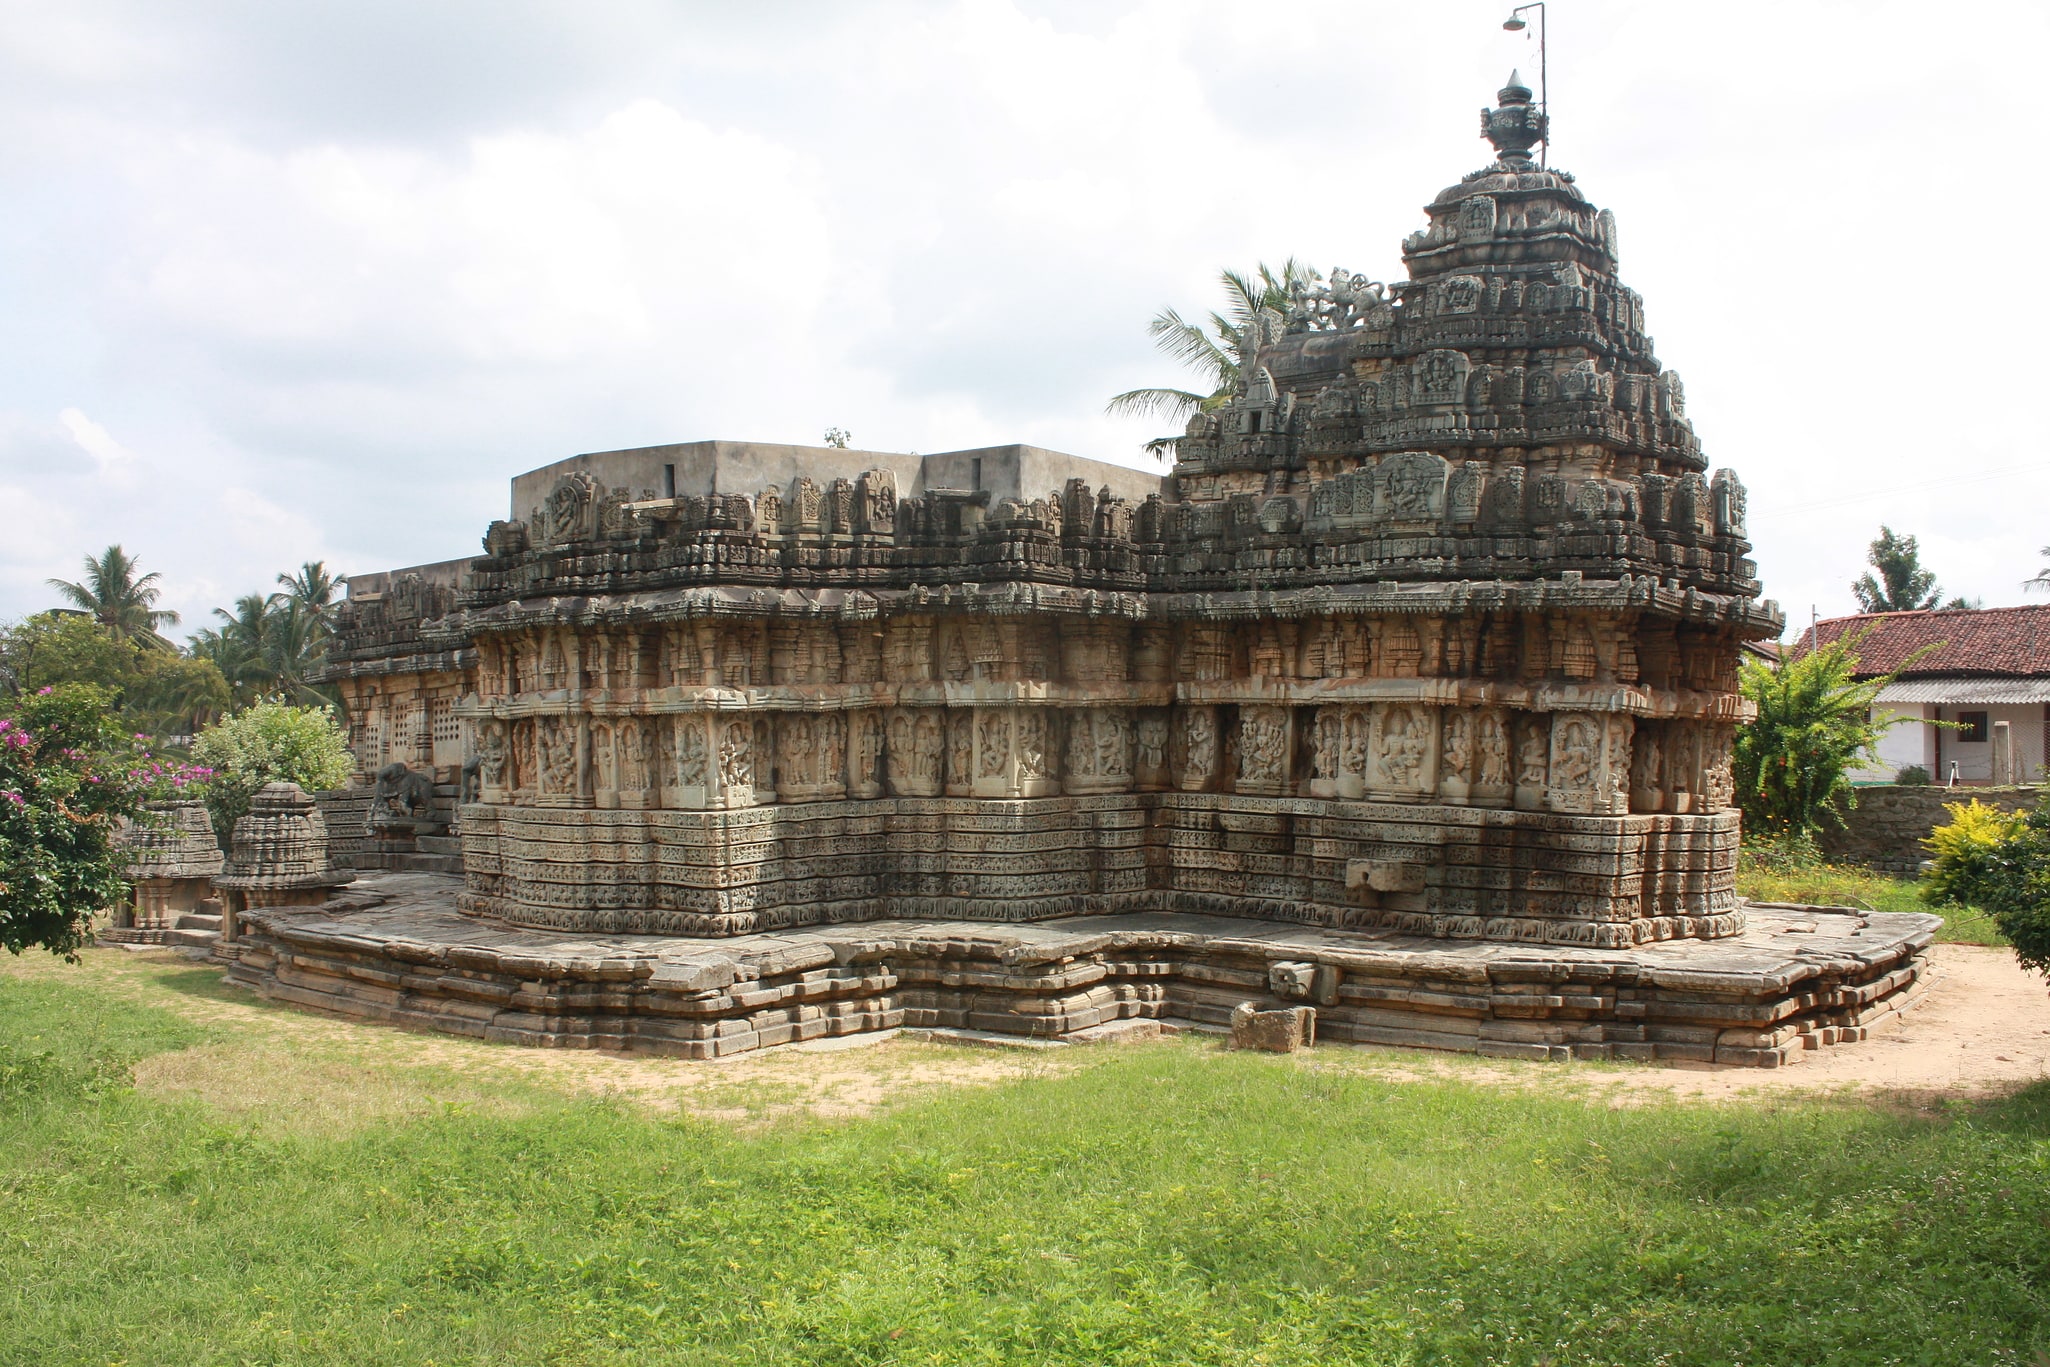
<box><xmin>218</xmin><ymin>873</ymin><xmax>1939</xmax><ymax>1068</ymax></box>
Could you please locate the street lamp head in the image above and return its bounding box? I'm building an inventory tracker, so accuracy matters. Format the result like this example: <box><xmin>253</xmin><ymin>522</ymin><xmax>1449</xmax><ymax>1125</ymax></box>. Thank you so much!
<box><xmin>1503</xmin><ymin>15</ymin><xmax>1527</xmax><ymax>30</ymax></box>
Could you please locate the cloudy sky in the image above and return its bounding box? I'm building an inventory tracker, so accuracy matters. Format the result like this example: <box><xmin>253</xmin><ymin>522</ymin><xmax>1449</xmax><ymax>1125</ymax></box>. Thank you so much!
<box><xmin>0</xmin><ymin>0</ymin><xmax>2041</xmax><ymax>637</ymax></box>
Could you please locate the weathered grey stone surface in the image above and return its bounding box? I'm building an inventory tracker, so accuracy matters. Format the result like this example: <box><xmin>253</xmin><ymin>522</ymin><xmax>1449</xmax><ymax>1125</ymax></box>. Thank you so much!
<box><xmin>214</xmin><ymin>782</ymin><xmax>355</xmax><ymax>926</ymax></box>
<box><xmin>1818</xmin><ymin>784</ymin><xmax>2043</xmax><ymax>873</ymax></box>
<box><xmin>220</xmin><ymin>872</ymin><xmax>1937</xmax><ymax>1068</ymax></box>
<box><xmin>103</xmin><ymin>799</ymin><xmax>226</xmax><ymax>945</ymax></box>
<box><xmin>1230</xmin><ymin>1003</ymin><xmax>1315</xmax><ymax>1052</ymax></box>
<box><xmin>319</xmin><ymin>76</ymin><xmax>1781</xmax><ymax>957</ymax></box>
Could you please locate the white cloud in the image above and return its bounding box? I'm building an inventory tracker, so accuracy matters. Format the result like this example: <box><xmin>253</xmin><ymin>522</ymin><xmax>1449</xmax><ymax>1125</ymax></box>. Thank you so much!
<box><xmin>57</xmin><ymin>407</ymin><xmax>137</xmax><ymax>483</ymax></box>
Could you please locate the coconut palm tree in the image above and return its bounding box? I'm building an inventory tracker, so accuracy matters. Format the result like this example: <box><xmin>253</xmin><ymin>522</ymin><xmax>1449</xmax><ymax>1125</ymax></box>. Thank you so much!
<box><xmin>1106</xmin><ymin>260</ymin><xmax>1318</xmax><ymax>457</ymax></box>
<box><xmin>276</xmin><ymin>560</ymin><xmax>343</xmax><ymax>639</ymax></box>
<box><xmin>45</xmin><ymin>545</ymin><xmax>180</xmax><ymax>648</ymax></box>
<box><xmin>2026</xmin><ymin>545</ymin><xmax>2050</xmax><ymax>593</ymax></box>
<box><xmin>191</xmin><ymin>590</ymin><xmax>334</xmax><ymax>709</ymax></box>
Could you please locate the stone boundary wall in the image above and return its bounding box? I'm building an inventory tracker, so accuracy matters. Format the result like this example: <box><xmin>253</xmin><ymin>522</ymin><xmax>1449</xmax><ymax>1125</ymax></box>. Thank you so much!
<box><xmin>1819</xmin><ymin>784</ymin><xmax>2043</xmax><ymax>873</ymax></box>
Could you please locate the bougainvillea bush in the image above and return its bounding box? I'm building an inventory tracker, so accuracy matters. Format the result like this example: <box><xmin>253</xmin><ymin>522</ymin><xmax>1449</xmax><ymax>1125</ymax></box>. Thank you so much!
<box><xmin>0</xmin><ymin>685</ymin><xmax>212</xmax><ymax>959</ymax></box>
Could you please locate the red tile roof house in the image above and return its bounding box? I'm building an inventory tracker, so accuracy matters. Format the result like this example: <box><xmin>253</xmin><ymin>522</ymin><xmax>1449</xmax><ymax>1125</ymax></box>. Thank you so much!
<box><xmin>1794</xmin><ymin>605</ymin><xmax>2050</xmax><ymax>785</ymax></box>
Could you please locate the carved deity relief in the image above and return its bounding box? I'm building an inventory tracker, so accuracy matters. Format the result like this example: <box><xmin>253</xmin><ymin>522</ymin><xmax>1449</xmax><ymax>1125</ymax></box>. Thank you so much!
<box><xmin>478</xmin><ymin>721</ymin><xmax>509</xmax><ymax>793</ymax></box>
<box><xmin>537</xmin><ymin>472</ymin><xmax>595</xmax><ymax>546</ymax></box>
<box><xmin>540</xmin><ymin>635</ymin><xmax>566</xmax><ymax>691</ymax></box>
<box><xmin>1368</xmin><ymin>703</ymin><xmax>1435</xmax><ymax>801</ymax></box>
<box><xmin>1310</xmin><ymin>709</ymin><xmax>1342</xmax><ymax>798</ymax></box>
<box><xmin>592</xmin><ymin>726</ymin><xmax>616</xmax><ymax>798</ymax></box>
<box><xmin>1016</xmin><ymin>711</ymin><xmax>1051</xmax><ymax>782</ymax></box>
<box><xmin>849</xmin><ymin>711</ymin><xmax>884</xmax><ymax>798</ymax></box>
<box><xmin>1337</xmin><ymin>708</ymin><xmax>1369</xmax><ymax>798</ymax></box>
<box><xmin>857</xmin><ymin>469</ymin><xmax>897</xmax><ymax>535</ymax></box>
<box><xmin>946</xmin><ymin>710</ymin><xmax>973</xmax><ymax>795</ymax></box>
<box><xmin>1135</xmin><ymin>710</ymin><xmax>1171</xmax><ymax>789</ymax></box>
<box><xmin>1065</xmin><ymin>709</ymin><xmax>1133</xmax><ymax>795</ymax></box>
<box><xmin>630</xmin><ymin>722</ymin><xmax>658</xmax><ymax>793</ymax></box>
<box><xmin>1473</xmin><ymin>709</ymin><xmax>1511</xmax><ymax>805</ymax></box>
<box><xmin>1602</xmin><ymin>715</ymin><xmax>1635</xmax><ymax>815</ymax></box>
<box><xmin>1438</xmin><ymin>709</ymin><xmax>1474</xmax><ymax>805</ymax></box>
<box><xmin>677</xmin><ymin>719</ymin><xmax>710</xmax><ymax>790</ymax></box>
<box><xmin>1666</xmin><ymin>721</ymin><xmax>1699</xmax><ymax>813</ymax></box>
<box><xmin>1235</xmin><ymin>706</ymin><xmax>1291</xmax><ymax>796</ymax></box>
<box><xmin>779</xmin><ymin>714</ymin><xmax>819</xmax><ymax>790</ymax></box>
<box><xmin>1511</xmin><ymin>713</ymin><xmax>1550</xmax><ymax>811</ymax></box>
<box><xmin>1545</xmin><ymin>713</ymin><xmax>1603</xmax><ymax>814</ymax></box>
<box><xmin>537</xmin><ymin>717</ymin><xmax>575</xmax><ymax>797</ymax></box>
<box><xmin>1175</xmin><ymin>707</ymin><xmax>1219</xmax><ymax>791</ymax></box>
<box><xmin>977</xmin><ymin>711</ymin><xmax>1011</xmax><ymax>780</ymax></box>
<box><xmin>887</xmin><ymin>708</ymin><xmax>942</xmax><ymax>798</ymax></box>
<box><xmin>1702</xmin><ymin>725</ymin><xmax>1736</xmax><ymax>811</ymax></box>
<box><xmin>755</xmin><ymin>486</ymin><xmax>782</xmax><ymax>537</ymax></box>
<box><xmin>719</xmin><ymin>719</ymin><xmax>754</xmax><ymax>800</ymax></box>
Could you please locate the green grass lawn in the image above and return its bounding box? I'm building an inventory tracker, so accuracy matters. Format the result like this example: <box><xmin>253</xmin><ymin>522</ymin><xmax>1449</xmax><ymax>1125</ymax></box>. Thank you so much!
<box><xmin>1734</xmin><ymin>857</ymin><xmax>2011</xmax><ymax>948</ymax></box>
<box><xmin>5</xmin><ymin>950</ymin><xmax>2049</xmax><ymax>1366</ymax></box>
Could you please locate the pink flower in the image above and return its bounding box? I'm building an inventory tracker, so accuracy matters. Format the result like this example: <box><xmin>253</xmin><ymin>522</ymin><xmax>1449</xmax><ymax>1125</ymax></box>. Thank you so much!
<box><xmin>36</xmin><ymin>686</ymin><xmax>52</xmax><ymax>695</ymax></box>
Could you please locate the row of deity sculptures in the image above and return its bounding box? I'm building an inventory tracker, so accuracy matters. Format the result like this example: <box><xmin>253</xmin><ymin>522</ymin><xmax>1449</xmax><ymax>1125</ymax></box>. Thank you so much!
<box><xmin>464</xmin><ymin>703</ymin><xmax>1735</xmax><ymax>817</ymax></box>
<box><xmin>463</xmin><ymin>613</ymin><xmax>1741</xmax><ymax>697</ymax></box>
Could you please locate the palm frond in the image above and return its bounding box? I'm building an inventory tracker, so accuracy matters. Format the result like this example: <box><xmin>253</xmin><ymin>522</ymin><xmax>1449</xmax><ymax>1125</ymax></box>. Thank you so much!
<box><xmin>1106</xmin><ymin>387</ymin><xmax>1206</xmax><ymax>424</ymax></box>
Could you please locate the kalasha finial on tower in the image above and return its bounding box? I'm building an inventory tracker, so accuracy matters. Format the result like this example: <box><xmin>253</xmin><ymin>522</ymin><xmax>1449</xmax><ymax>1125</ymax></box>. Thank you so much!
<box><xmin>1482</xmin><ymin>70</ymin><xmax>1549</xmax><ymax>166</ymax></box>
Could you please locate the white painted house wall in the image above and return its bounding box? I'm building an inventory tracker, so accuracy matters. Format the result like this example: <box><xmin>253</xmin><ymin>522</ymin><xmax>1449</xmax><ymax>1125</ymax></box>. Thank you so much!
<box><xmin>1860</xmin><ymin>702</ymin><xmax>2049</xmax><ymax>783</ymax></box>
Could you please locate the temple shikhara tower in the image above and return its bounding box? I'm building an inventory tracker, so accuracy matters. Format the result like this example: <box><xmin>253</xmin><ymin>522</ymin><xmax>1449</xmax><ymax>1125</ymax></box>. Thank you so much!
<box><xmin>235</xmin><ymin>80</ymin><xmax>1935</xmax><ymax>1066</ymax></box>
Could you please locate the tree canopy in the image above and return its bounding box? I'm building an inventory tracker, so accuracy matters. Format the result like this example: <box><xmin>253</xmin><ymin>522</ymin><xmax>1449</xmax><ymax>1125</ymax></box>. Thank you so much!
<box><xmin>1850</xmin><ymin>526</ymin><xmax>1975</xmax><ymax>612</ymax></box>
<box><xmin>0</xmin><ymin>614</ymin><xmax>229</xmax><ymax>739</ymax></box>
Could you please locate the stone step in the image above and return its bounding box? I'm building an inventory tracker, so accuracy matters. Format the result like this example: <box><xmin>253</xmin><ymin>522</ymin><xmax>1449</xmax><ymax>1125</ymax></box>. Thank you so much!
<box><xmin>416</xmin><ymin>835</ymin><xmax>464</xmax><ymax>856</ymax></box>
<box><xmin>175</xmin><ymin>912</ymin><xmax>223</xmax><ymax>932</ymax></box>
<box><xmin>163</xmin><ymin>927</ymin><xmax>220</xmax><ymax>949</ymax></box>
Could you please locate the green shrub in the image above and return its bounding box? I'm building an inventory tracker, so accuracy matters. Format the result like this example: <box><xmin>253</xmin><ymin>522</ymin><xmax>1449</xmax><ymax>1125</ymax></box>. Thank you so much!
<box><xmin>1733</xmin><ymin>633</ymin><xmax>1920</xmax><ymax>844</ymax></box>
<box><xmin>1921</xmin><ymin>799</ymin><xmax>2026</xmax><ymax>908</ymax></box>
<box><xmin>1894</xmin><ymin>764</ymin><xmax>1930</xmax><ymax>785</ymax></box>
<box><xmin>1976</xmin><ymin>801</ymin><xmax>2050</xmax><ymax>974</ymax></box>
<box><xmin>190</xmin><ymin>702</ymin><xmax>353</xmax><ymax>844</ymax></box>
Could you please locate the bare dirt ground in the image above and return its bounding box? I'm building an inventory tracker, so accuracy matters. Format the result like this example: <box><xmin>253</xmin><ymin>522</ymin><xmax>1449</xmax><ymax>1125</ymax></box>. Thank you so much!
<box><xmin>18</xmin><ymin>939</ymin><xmax>2049</xmax><ymax>1133</ymax></box>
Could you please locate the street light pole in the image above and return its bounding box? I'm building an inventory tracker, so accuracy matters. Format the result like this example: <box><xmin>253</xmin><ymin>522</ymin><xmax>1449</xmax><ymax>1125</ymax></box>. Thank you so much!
<box><xmin>1502</xmin><ymin>3</ymin><xmax>1548</xmax><ymax>167</ymax></box>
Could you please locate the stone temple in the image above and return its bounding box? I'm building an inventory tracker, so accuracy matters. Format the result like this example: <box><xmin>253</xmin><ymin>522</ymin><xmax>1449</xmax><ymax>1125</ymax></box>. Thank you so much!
<box><xmin>225</xmin><ymin>78</ymin><xmax>1937</xmax><ymax>1065</ymax></box>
